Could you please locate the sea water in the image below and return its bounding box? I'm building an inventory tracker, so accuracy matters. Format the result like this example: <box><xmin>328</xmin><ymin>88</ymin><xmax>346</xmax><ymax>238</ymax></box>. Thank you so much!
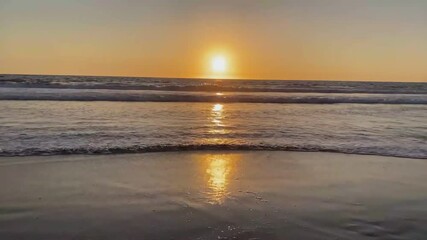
<box><xmin>0</xmin><ymin>74</ymin><xmax>426</xmax><ymax>158</ymax></box>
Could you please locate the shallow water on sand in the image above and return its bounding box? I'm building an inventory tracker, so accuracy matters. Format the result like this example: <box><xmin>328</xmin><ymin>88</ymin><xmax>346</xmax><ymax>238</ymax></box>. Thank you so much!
<box><xmin>0</xmin><ymin>151</ymin><xmax>426</xmax><ymax>240</ymax></box>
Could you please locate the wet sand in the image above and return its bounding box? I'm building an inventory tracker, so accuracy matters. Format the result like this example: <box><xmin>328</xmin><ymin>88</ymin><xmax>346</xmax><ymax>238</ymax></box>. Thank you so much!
<box><xmin>0</xmin><ymin>151</ymin><xmax>426</xmax><ymax>240</ymax></box>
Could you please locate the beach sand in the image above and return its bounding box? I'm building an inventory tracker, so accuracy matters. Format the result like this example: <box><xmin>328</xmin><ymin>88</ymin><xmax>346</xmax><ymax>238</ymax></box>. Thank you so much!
<box><xmin>0</xmin><ymin>151</ymin><xmax>426</xmax><ymax>240</ymax></box>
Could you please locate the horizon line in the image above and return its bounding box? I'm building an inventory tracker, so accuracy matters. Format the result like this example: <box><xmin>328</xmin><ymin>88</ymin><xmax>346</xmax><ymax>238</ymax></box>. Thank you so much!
<box><xmin>0</xmin><ymin>73</ymin><xmax>425</xmax><ymax>84</ymax></box>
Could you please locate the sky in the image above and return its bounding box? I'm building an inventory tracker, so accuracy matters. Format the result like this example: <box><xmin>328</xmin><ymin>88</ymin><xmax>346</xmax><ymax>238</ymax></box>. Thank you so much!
<box><xmin>0</xmin><ymin>0</ymin><xmax>426</xmax><ymax>82</ymax></box>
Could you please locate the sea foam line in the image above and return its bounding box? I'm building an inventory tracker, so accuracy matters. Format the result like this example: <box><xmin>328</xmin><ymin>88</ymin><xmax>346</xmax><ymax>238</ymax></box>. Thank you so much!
<box><xmin>1</xmin><ymin>144</ymin><xmax>425</xmax><ymax>159</ymax></box>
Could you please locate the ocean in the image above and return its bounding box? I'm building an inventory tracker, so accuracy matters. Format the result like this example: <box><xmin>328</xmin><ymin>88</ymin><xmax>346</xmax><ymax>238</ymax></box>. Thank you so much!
<box><xmin>0</xmin><ymin>74</ymin><xmax>426</xmax><ymax>158</ymax></box>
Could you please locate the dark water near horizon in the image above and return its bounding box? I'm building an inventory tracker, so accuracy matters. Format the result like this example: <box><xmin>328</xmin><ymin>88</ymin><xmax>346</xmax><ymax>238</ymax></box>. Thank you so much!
<box><xmin>2</xmin><ymin>74</ymin><xmax>427</xmax><ymax>94</ymax></box>
<box><xmin>0</xmin><ymin>74</ymin><xmax>426</xmax><ymax>158</ymax></box>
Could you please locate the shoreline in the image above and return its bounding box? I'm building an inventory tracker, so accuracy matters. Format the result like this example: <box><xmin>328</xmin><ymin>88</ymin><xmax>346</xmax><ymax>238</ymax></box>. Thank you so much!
<box><xmin>1</xmin><ymin>149</ymin><xmax>426</xmax><ymax>161</ymax></box>
<box><xmin>1</xmin><ymin>151</ymin><xmax>426</xmax><ymax>239</ymax></box>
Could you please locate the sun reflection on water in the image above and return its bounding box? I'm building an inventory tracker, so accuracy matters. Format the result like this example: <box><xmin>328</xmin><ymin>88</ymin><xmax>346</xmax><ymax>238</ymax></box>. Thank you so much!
<box><xmin>208</xmin><ymin>104</ymin><xmax>228</xmax><ymax>142</ymax></box>
<box><xmin>212</xmin><ymin>103</ymin><xmax>223</xmax><ymax>112</ymax></box>
<box><xmin>211</xmin><ymin>104</ymin><xmax>224</xmax><ymax>126</ymax></box>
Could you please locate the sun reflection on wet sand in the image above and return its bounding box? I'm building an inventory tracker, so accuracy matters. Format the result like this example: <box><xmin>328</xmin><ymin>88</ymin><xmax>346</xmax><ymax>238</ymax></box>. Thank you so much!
<box><xmin>204</xmin><ymin>154</ymin><xmax>238</xmax><ymax>204</ymax></box>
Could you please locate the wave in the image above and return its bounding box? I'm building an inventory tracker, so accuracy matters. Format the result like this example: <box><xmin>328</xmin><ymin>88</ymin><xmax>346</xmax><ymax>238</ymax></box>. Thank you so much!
<box><xmin>1</xmin><ymin>88</ymin><xmax>426</xmax><ymax>104</ymax></box>
<box><xmin>1</xmin><ymin>144</ymin><xmax>425</xmax><ymax>159</ymax></box>
<box><xmin>2</xmin><ymin>74</ymin><xmax>427</xmax><ymax>94</ymax></box>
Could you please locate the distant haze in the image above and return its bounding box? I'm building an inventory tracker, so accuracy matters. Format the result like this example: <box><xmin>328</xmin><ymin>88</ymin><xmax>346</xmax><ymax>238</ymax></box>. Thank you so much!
<box><xmin>0</xmin><ymin>0</ymin><xmax>426</xmax><ymax>82</ymax></box>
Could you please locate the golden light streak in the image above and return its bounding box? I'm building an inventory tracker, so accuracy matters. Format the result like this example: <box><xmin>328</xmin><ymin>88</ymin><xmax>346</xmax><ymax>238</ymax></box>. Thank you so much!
<box><xmin>204</xmin><ymin>154</ymin><xmax>238</xmax><ymax>204</ymax></box>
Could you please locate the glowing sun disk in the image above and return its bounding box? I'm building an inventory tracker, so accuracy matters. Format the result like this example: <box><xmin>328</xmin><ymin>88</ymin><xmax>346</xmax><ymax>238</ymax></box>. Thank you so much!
<box><xmin>212</xmin><ymin>56</ymin><xmax>227</xmax><ymax>73</ymax></box>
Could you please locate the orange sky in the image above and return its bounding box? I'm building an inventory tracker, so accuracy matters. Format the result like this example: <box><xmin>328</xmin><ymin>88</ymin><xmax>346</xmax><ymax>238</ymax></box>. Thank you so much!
<box><xmin>0</xmin><ymin>0</ymin><xmax>426</xmax><ymax>82</ymax></box>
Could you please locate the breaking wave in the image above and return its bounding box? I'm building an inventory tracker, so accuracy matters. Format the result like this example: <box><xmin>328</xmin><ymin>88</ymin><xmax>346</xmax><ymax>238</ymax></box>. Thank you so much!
<box><xmin>1</xmin><ymin>74</ymin><xmax>427</xmax><ymax>94</ymax></box>
<box><xmin>1</xmin><ymin>88</ymin><xmax>426</xmax><ymax>104</ymax></box>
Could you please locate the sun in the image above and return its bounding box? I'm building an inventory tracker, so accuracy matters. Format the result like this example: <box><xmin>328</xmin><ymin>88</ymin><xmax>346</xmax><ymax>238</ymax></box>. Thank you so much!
<box><xmin>211</xmin><ymin>55</ymin><xmax>227</xmax><ymax>73</ymax></box>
